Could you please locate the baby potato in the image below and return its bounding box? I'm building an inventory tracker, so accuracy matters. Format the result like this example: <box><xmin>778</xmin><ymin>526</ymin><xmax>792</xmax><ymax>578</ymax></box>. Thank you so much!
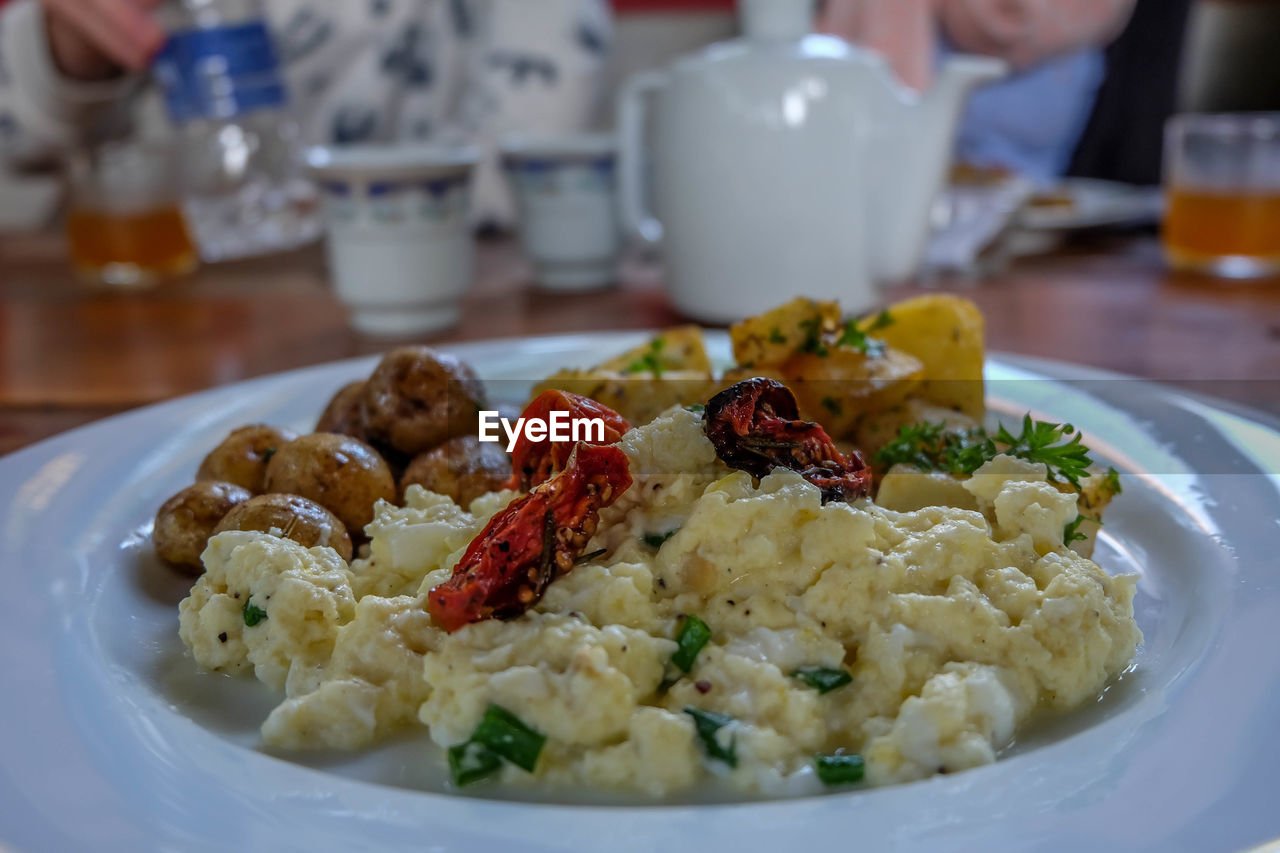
<box><xmin>362</xmin><ymin>346</ymin><xmax>488</xmax><ymax>457</ymax></box>
<box><xmin>400</xmin><ymin>435</ymin><xmax>511</xmax><ymax>507</ymax></box>
<box><xmin>264</xmin><ymin>433</ymin><xmax>396</xmax><ymax>533</ymax></box>
<box><xmin>153</xmin><ymin>481</ymin><xmax>253</xmax><ymax>574</ymax></box>
<box><xmin>213</xmin><ymin>493</ymin><xmax>353</xmax><ymax>562</ymax></box>
<box><xmin>197</xmin><ymin>424</ymin><xmax>299</xmax><ymax>494</ymax></box>
<box><xmin>316</xmin><ymin>381</ymin><xmax>368</xmax><ymax>439</ymax></box>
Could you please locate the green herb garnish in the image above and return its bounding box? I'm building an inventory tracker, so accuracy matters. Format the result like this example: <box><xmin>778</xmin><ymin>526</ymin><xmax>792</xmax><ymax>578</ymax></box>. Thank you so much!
<box><xmin>242</xmin><ymin>597</ymin><xmax>267</xmax><ymax>627</ymax></box>
<box><xmin>768</xmin><ymin>327</ymin><xmax>787</xmax><ymax>345</ymax></box>
<box><xmin>874</xmin><ymin>416</ymin><xmax>1099</xmax><ymax>491</ymax></box>
<box><xmin>685</xmin><ymin>404</ymin><xmax>706</xmax><ymax>415</ymax></box>
<box><xmin>865</xmin><ymin>309</ymin><xmax>894</xmax><ymax>332</ymax></box>
<box><xmin>684</xmin><ymin>707</ymin><xmax>737</xmax><ymax>767</ymax></box>
<box><xmin>798</xmin><ymin>318</ymin><xmax>829</xmax><ymax>357</ymax></box>
<box><xmin>625</xmin><ymin>336</ymin><xmax>666</xmax><ymax>377</ymax></box>
<box><xmin>642</xmin><ymin>529</ymin><xmax>679</xmax><ymax>549</ymax></box>
<box><xmin>995</xmin><ymin>416</ymin><xmax>1092</xmax><ymax>489</ymax></box>
<box><xmin>821</xmin><ymin>397</ymin><xmax>843</xmax><ymax>417</ymax></box>
<box><xmin>671</xmin><ymin>615</ymin><xmax>712</xmax><ymax>673</ymax></box>
<box><xmin>261</xmin><ymin>447</ymin><xmax>277</xmax><ymax>463</ymax></box>
<box><xmin>469</xmin><ymin>705</ymin><xmax>545</xmax><ymax>773</ymax></box>
<box><xmin>873</xmin><ymin>422</ymin><xmax>994</xmax><ymax>476</ymax></box>
<box><xmin>835</xmin><ymin>320</ymin><xmax>887</xmax><ymax>358</ymax></box>
<box><xmin>792</xmin><ymin>666</ymin><xmax>852</xmax><ymax>694</ymax></box>
<box><xmin>815</xmin><ymin>752</ymin><xmax>865</xmax><ymax>786</ymax></box>
<box><xmin>1101</xmin><ymin>466</ymin><xmax>1122</xmax><ymax>496</ymax></box>
<box><xmin>1063</xmin><ymin>514</ymin><xmax>1102</xmax><ymax>545</ymax></box>
<box><xmin>447</xmin><ymin>740</ymin><xmax>503</xmax><ymax>787</ymax></box>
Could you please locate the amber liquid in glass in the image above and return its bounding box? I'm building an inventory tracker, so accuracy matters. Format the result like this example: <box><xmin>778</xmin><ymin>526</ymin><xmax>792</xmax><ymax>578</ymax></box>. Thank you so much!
<box><xmin>1163</xmin><ymin>189</ymin><xmax>1280</xmax><ymax>275</ymax></box>
<box><xmin>66</xmin><ymin>206</ymin><xmax>199</xmax><ymax>287</ymax></box>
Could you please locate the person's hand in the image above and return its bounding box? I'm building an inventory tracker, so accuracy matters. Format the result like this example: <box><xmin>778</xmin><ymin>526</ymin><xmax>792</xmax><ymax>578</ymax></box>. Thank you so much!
<box><xmin>817</xmin><ymin>0</ymin><xmax>936</xmax><ymax>91</ymax></box>
<box><xmin>38</xmin><ymin>0</ymin><xmax>168</xmax><ymax>81</ymax></box>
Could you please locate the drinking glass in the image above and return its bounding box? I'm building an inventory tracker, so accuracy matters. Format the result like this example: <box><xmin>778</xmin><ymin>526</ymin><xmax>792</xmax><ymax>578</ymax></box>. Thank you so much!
<box><xmin>65</xmin><ymin>140</ymin><xmax>200</xmax><ymax>288</ymax></box>
<box><xmin>1163</xmin><ymin>113</ymin><xmax>1280</xmax><ymax>278</ymax></box>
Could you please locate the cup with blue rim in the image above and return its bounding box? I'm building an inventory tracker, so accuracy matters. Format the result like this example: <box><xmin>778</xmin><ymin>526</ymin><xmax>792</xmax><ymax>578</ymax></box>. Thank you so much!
<box><xmin>500</xmin><ymin>133</ymin><xmax>621</xmax><ymax>291</ymax></box>
<box><xmin>307</xmin><ymin>144</ymin><xmax>479</xmax><ymax>336</ymax></box>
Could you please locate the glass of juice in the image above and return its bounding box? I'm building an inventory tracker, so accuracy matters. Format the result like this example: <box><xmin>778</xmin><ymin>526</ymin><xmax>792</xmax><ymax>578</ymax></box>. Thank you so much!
<box><xmin>65</xmin><ymin>140</ymin><xmax>200</xmax><ymax>288</ymax></box>
<box><xmin>1163</xmin><ymin>113</ymin><xmax>1280</xmax><ymax>279</ymax></box>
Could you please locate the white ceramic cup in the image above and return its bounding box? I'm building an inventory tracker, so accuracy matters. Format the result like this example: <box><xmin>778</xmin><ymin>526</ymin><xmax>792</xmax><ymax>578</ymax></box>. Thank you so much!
<box><xmin>307</xmin><ymin>145</ymin><xmax>479</xmax><ymax>336</ymax></box>
<box><xmin>500</xmin><ymin>134</ymin><xmax>621</xmax><ymax>291</ymax></box>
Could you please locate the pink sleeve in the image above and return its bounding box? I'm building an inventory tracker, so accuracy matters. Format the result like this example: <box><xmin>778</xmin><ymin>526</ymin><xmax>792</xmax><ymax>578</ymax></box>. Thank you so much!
<box><xmin>937</xmin><ymin>0</ymin><xmax>1137</xmax><ymax>69</ymax></box>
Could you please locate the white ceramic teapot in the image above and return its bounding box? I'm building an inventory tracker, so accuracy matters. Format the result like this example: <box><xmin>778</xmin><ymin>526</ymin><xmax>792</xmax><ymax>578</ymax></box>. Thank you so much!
<box><xmin>618</xmin><ymin>0</ymin><xmax>1005</xmax><ymax>322</ymax></box>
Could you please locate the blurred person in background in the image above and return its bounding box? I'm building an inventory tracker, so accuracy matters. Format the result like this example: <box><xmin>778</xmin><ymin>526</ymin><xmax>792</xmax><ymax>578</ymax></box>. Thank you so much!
<box><xmin>0</xmin><ymin>0</ymin><xmax>613</xmax><ymax>224</ymax></box>
<box><xmin>819</xmin><ymin>0</ymin><xmax>1144</xmax><ymax>184</ymax></box>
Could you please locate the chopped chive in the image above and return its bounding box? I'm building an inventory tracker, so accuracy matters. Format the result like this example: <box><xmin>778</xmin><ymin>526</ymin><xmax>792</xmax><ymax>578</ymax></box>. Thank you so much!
<box><xmin>642</xmin><ymin>529</ymin><xmax>678</xmax><ymax>549</ymax></box>
<box><xmin>768</xmin><ymin>327</ymin><xmax>787</xmax><ymax>344</ymax></box>
<box><xmin>242</xmin><ymin>597</ymin><xmax>267</xmax><ymax>627</ymax></box>
<box><xmin>684</xmin><ymin>707</ymin><xmax>737</xmax><ymax>767</ymax></box>
<box><xmin>470</xmin><ymin>705</ymin><xmax>546</xmax><ymax>773</ymax></box>
<box><xmin>684</xmin><ymin>404</ymin><xmax>706</xmax><ymax>415</ymax></box>
<box><xmin>448</xmin><ymin>740</ymin><xmax>503</xmax><ymax>787</ymax></box>
<box><xmin>792</xmin><ymin>666</ymin><xmax>853</xmax><ymax>694</ymax></box>
<box><xmin>671</xmin><ymin>615</ymin><xmax>711</xmax><ymax>673</ymax></box>
<box><xmin>821</xmin><ymin>397</ymin><xmax>843</xmax><ymax>417</ymax></box>
<box><xmin>261</xmin><ymin>447</ymin><xmax>277</xmax><ymax>463</ymax></box>
<box><xmin>815</xmin><ymin>752</ymin><xmax>864</xmax><ymax>786</ymax></box>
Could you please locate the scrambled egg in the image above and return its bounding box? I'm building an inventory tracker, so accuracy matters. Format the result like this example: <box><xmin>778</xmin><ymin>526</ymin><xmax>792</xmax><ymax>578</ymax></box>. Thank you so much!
<box><xmin>179</xmin><ymin>408</ymin><xmax>1140</xmax><ymax>796</ymax></box>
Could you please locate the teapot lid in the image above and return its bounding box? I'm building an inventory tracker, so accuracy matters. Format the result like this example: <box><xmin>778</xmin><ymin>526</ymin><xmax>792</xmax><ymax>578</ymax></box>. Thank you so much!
<box><xmin>669</xmin><ymin>0</ymin><xmax>884</xmax><ymax>76</ymax></box>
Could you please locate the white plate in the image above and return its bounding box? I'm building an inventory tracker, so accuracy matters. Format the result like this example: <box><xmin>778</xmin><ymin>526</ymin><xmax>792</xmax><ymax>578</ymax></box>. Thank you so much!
<box><xmin>2</xmin><ymin>333</ymin><xmax>1279</xmax><ymax>853</ymax></box>
<box><xmin>1018</xmin><ymin>179</ymin><xmax>1163</xmax><ymax>231</ymax></box>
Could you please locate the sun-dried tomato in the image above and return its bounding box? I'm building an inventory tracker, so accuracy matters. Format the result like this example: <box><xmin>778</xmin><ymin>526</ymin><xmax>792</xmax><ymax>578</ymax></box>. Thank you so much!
<box><xmin>428</xmin><ymin>442</ymin><xmax>632</xmax><ymax>632</ymax></box>
<box><xmin>506</xmin><ymin>390</ymin><xmax>632</xmax><ymax>492</ymax></box>
<box><xmin>703</xmin><ymin>377</ymin><xmax>871</xmax><ymax>503</ymax></box>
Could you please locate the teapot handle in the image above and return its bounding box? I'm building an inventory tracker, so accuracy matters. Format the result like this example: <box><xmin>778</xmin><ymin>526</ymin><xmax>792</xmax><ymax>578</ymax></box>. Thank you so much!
<box><xmin>617</xmin><ymin>71</ymin><xmax>667</xmax><ymax>246</ymax></box>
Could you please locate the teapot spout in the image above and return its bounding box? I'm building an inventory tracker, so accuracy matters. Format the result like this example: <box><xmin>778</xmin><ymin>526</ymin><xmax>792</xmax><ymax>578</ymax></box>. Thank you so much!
<box><xmin>869</xmin><ymin>55</ymin><xmax>1006</xmax><ymax>282</ymax></box>
<box><xmin>925</xmin><ymin>55</ymin><xmax>1007</xmax><ymax>117</ymax></box>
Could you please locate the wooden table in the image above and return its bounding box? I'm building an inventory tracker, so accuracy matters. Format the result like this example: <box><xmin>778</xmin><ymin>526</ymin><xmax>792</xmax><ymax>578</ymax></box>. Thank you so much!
<box><xmin>2</xmin><ymin>230</ymin><xmax>1279</xmax><ymax>456</ymax></box>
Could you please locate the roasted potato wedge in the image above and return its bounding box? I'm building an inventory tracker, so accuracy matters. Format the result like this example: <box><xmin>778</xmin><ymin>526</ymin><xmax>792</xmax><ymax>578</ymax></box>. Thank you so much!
<box><xmin>729</xmin><ymin>297</ymin><xmax>840</xmax><ymax>367</ymax></box>
<box><xmin>595</xmin><ymin>326</ymin><xmax>712</xmax><ymax>375</ymax></box>
<box><xmin>858</xmin><ymin>295</ymin><xmax>985</xmax><ymax>421</ymax></box>
<box><xmin>875</xmin><ymin>466</ymin><xmax>979</xmax><ymax>513</ymax></box>
<box><xmin>532</xmin><ymin>369</ymin><xmax>721</xmax><ymax>427</ymax></box>
<box><xmin>723</xmin><ymin>345</ymin><xmax>924</xmax><ymax>439</ymax></box>
<box><xmin>1066</xmin><ymin>468</ymin><xmax>1122</xmax><ymax>558</ymax></box>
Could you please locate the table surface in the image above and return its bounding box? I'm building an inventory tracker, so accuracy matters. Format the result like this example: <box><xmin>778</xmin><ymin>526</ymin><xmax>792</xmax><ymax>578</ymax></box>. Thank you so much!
<box><xmin>2</xmin><ymin>230</ymin><xmax>1279</xmax><ymax>456</ymax></box>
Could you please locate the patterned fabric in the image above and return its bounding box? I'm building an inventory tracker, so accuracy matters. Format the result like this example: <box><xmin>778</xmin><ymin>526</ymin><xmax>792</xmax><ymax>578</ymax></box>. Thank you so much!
<box><xmin>0</xmin><ymin>0</ymin><xmax>612</xmax><ymax>223</ymax></box>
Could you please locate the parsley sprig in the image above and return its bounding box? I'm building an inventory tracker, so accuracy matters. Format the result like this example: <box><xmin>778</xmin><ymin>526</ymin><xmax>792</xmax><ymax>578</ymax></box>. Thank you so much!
<box><xmin>873</xmin><ymin>422</ymin><xmax>993</xmax><ymax>476</ymax></box>
<box><xmin>1063</xmin><ymin>514</ymin><xmax>1102</xmax><ymax>545</ymax></box>
<box><xmin>875</xmin><ymin>416</ymin><xmax>1111</xmax><ymax>491</ymax></box>
<box><xmin>994</xmin><ymin>416</ymin><xmax>1093</xmax><ymax>488</ymax></box>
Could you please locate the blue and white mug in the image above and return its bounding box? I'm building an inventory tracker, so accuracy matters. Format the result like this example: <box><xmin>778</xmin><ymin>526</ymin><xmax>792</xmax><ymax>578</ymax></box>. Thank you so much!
<box><xmin>307</xmin><ymin>145</ymin><xmax>478</xmax><ymax>336</ymax></box>
<box><xmin>501</xmin><ymin>134</ymin><xmax>621</xmax><ymax>291</ymax></box>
